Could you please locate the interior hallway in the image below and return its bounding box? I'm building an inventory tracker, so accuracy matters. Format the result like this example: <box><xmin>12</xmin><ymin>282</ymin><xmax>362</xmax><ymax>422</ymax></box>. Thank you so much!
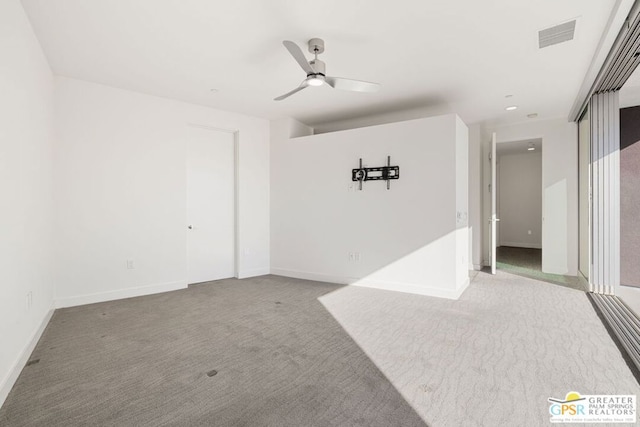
<box><xmin>1</xmin><ymin>272</ymin><xmax>636</xmax><ymax>426</ymax></box>
<box><xmin>496</xmin><ymin>246</ymin><xmax>585</xmax><ymax>291</ymax></box>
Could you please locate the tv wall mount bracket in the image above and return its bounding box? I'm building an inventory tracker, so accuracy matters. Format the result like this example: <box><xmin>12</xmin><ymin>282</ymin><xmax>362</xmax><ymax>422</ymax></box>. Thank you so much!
<box><xmin>351</xmin><ymin>156</ymin><xmax>399</xmax><ymax>190</ymax></box>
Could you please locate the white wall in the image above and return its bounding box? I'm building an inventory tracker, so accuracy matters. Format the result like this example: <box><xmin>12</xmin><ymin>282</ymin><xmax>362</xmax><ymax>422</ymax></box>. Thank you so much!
<box><xmin>468</xmin><ymin>123</ymin><xmax>485</xmax><ymax>270</ymax></box>
<box><xmin>271</xmin><ymin>115</ymin><xmax>469</xmax><ymax>299</ymax></box>
<box><xmin>498</xmin><ymin>151</ymin><xmax>542</xmax><ymax>248</ymax></box>
<box><xmin>54</xmin><ymin>77</ymin><xmax>270</xmax><ymax>307</ymax></box>
<box><xmin>484</xmin><ymin>118</ymin><xmax>578</xmax><ymax>275</ymax></box>
<box><xmin>317</xmin><ymin>112</ymin><xmax>485</xmax><ymax>272</ymax></box>
<box><xmin>270</xmin><ymin>117</ymin><xmax>314</xmax><ymax>140</ymax></box>
<box><xmin>455</xmin><ymin>118</ymin><xmax>470</xmax><ymax>285</ymax></box>
<box><xmin>0</xmin><ymin>0</ymin><xmax>55</xmax><ymax>406</ymax></box>
<box><xmin>313</xmin><ymin>104</ymin><xmax>454</xmax><ymax>134</ymax></box>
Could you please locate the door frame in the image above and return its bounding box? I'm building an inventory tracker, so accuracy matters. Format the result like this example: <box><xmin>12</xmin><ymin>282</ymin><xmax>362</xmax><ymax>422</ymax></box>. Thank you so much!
<box><xmin>486</xmin><ymin>134</ymin><xmax>546</xmax><ymax>272</ymax></box>
<box><xmin>494</xmin><ymin>137</ymin><xmax>545</xmax><ymax>271</ymax></box>
<box><xmin>490</xmin><ymin>132</ymin><xmax>497</xmax><ymax>274</ymax></box>
<box><xmin>186</xmin><ymin>123</ymin><xmax>240</xmax><ymax>280</ymax></box>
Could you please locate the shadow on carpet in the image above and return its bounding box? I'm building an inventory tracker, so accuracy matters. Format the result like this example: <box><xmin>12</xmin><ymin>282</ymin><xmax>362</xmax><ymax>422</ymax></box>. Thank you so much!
<box><xmin>0</xmin><ymin>275</ymin><xmax>427</xmax><ymax>426</ymax></box>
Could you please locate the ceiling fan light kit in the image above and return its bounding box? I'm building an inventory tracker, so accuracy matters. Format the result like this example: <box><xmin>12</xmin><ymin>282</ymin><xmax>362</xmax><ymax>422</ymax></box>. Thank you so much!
<box><xmin>275</xmin><ymin>38</ymin><xmax>380</xmax><ymax>101</ymax></box>
<box><xmin>307</xmin><ymin>75</ymin><xmax>325</xmax><ymax>86</ymax></box>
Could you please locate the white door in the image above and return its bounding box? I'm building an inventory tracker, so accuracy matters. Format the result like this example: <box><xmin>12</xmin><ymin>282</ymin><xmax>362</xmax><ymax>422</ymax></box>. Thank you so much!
<box><xmin>490</xmin><ymin>132</ymin><xmax>499</xmax><ymax>274</ymax></box>
<box><xmin>186</xmin><ymin>127</ymin><xmax>235</xmax><ymax>284</ymax></box>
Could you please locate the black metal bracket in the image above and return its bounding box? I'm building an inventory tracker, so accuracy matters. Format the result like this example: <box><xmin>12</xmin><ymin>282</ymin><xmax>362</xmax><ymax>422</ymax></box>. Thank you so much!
<box><xmin>352</xmin><ymin>156</ymin><xmax>399</xmax><ymax>190</ymax></box>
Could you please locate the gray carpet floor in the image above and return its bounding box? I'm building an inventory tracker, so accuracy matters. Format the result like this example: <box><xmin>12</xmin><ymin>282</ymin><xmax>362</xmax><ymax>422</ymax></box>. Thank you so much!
<box><xmin>0</xmin><ymin>276</ymin><xmax>424</xmax><ymax>426</ymax></box>
<box><xmin>1</xmin><ymin>272</ymin><xmax>638</xmax><ymax>426</ymax></box>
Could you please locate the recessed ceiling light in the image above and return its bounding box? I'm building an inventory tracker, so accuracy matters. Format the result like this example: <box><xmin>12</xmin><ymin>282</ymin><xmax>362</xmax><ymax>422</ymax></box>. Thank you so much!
<box><xmin>505</xmin><ymin>105</ymin><xmax>518</xmax><ymax>111</ymax></box>
<box><xmin>527</xmin><ymin>113</ymin><xmax>538</xmax><ymax>118</ymax></box>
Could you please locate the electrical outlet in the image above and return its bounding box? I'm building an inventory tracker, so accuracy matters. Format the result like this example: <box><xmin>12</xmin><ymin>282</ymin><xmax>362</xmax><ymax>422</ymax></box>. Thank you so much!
<box><xmin>126</xmin><ymin>259</ymin><xmax>135</xmax><ymax>269</ymax></box>
<box><xmin>349</xmin><ymin>252</ymin><xmax>361</xmax><ymax>262</ymax></box>
<box><xmin>528</xmin><ymin>230</ymin><xmax>532</xmax><ymax>235</ymax></box>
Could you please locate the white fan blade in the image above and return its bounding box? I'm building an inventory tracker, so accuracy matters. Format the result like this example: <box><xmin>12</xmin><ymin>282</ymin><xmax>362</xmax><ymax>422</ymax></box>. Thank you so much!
<box><xmin>283</xmin><ymin>40</ymin><xmax>316</xmax><ymax>75</ymax></box>
<box><xmin>274</xmin><ymin>81</ymin><xmax>309</xmax><ymax>101</ymax></box>
<box><xmin>326</xmin><ymin>76</ymin><xmax>380</xmax><ymax>93</ymax></box>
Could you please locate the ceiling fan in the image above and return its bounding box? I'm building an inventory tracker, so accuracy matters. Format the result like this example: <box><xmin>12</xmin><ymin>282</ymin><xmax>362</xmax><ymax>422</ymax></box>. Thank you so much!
<box><xmin>274</xmin><ymin>38</ymin><xmax>380</xmax><ymax>101</ymax></box>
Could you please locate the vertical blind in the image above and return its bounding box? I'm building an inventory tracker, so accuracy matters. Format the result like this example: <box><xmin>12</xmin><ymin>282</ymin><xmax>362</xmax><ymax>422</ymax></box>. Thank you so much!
<box><xmin>589</xmin><ymin>91</ymin><xmax>620</xmax><ymax>294</ymax></box>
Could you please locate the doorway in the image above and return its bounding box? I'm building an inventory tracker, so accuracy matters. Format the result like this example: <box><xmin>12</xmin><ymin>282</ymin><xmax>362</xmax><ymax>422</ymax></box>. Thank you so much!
<box><xmin>495</xmin><ymin>139</ymin><xmax>543</xmax><ymax>274</ymax></box>
<box><xmin>186</xmin><ymin>126</ymin><xmax>236</xmax><ymax>284</ymax></box>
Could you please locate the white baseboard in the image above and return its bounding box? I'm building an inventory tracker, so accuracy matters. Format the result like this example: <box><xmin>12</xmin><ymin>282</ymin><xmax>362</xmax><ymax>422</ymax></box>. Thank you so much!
<box><xmin>237</xmin><ymin>268</ymin><xmax>270</xmax><ymax>279</ymax></box>
<box><xmin>354</xmin><ymin>276</ymin><xmax>470</xmax><ymax>300</ymax></box>
<box><xmin>271</xmin><ymin>268</ymin><xmax>468</xmax><ymax>300</ymax></box>
<box><xmin>54</xmin><ymin>280</ymin><xmax>187</xmax><ymax>308</ymax></box>
<box><xmin>499</xmin><ymin>241</ymin><xmax>542</xmax><ymax>249</ymax></box>
<box><xmin>0</xmin><ymin>308</ymin><xmax>54</xmax><ymax>408</ymax></box>
<box><xmin>271</xmin><ymin>268</ymin><xmax>350</xmax><ymax>285</ymax></box>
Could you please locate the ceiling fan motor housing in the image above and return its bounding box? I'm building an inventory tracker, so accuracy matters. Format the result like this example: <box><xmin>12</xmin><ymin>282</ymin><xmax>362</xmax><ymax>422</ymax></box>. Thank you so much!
<box><xmin>309</xmin><ymin>59</ymin><xmax>326</xmax><ymax>76</ymax></box>
<box><xmin>308</xmin><ymin>38</ymin><xmax>325</xmax><ymax>54</ymax></box>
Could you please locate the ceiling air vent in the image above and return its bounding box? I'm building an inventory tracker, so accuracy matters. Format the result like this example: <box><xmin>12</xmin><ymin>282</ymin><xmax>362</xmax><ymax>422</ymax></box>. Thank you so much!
<box><xmin>538</xmin><ymin>20</ymin><xmax>576</xmax><ymax>49</ymax></box>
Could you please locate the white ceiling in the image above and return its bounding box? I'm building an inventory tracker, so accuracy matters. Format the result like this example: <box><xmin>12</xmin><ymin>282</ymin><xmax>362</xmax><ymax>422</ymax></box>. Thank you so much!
<box><xmin>21</xmin><ymin>0</ymin><xmax>619</xmax><ymax>128</ymax></box>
